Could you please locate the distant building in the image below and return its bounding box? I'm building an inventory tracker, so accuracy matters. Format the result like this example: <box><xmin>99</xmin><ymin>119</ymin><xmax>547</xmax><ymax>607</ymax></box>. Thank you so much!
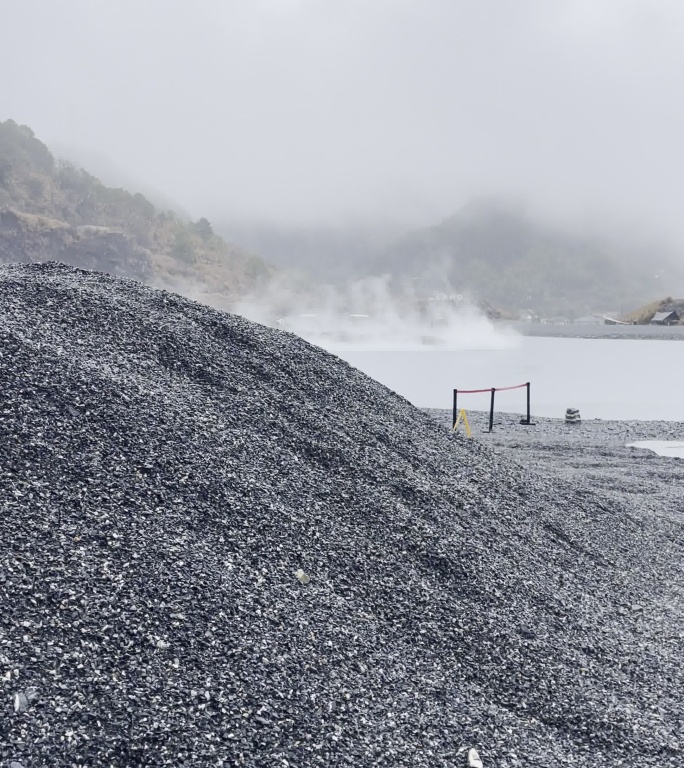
<box><xmin>573</xmin><ymin>315</ymin><xmax>601</xmax><ymax>325</ymax></box>
<box><xmin>650</xmin><ymin>310</ymin><xmax>680</xmax><ymax>325</ymax></box>
<box><xmin>542</xmin><ymin>316</ymin><xmax>571</xmax><ymax>325</ymax></box>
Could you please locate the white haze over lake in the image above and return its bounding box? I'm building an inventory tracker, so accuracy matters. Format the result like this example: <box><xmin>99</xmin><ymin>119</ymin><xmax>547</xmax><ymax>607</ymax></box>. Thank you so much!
<box><xmin>235</xmin><ymin>277</ymin><xmax>519</xmax><ymax>352</ymax></box>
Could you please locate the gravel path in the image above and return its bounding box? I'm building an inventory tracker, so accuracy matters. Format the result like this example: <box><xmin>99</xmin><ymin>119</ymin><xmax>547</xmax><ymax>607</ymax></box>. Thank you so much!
<box><xmin>2</xmin><ymin>263</ymin><xmax>684</xmax><ymax>767</ymax></box>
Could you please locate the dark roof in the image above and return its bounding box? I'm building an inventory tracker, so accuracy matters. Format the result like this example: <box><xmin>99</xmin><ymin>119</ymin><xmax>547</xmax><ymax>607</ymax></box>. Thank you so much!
<box><xmin>651</xmin><ymin>310</ymin><xmax>679</xmax><ymax>322</ymax></box>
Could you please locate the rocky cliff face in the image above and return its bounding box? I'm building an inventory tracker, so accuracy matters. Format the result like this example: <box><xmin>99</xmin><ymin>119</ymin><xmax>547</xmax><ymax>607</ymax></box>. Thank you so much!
<box><xmin>0</xmin><ymin>208</ymin><xmax>153</xmax><ymax>281</ymax></box>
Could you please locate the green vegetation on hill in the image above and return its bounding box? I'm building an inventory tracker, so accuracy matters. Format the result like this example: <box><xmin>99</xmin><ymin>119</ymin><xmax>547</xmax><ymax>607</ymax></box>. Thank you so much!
<box><xmin>0</xmin><ymin>119</ymin><xmax>272</xmax><ymax>304</ymax></box>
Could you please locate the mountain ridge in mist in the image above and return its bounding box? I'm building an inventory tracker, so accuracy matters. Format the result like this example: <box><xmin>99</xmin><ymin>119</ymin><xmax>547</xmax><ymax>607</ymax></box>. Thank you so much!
<box><xmin>368</xmin><ymin>200</ymin><xmax>684</xmax><ymax>317</ymax></box>
<box><xmin>216</xmin><ymin>201</ymin><xmax>684</xmax><ymax>318</ymax></box>
<box><xmin>214</xmin><ymin>217</ymin><xmax>401</xmax><ymax>285</ymax></box>
<box><xmin>5</xmin><ymin>118</ymin><xmax>681</xmax><ymax>322</ymax></box>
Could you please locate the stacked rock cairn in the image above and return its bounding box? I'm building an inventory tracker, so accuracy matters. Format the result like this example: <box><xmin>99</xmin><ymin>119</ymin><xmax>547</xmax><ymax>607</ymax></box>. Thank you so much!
<box><xmin>565</xmin><ymin>407</ymin><xmax>581</xmax><ymax>424</ymax></box>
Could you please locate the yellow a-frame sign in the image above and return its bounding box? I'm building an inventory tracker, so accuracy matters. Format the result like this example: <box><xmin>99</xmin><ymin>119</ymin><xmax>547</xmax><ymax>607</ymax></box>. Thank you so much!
<box><xmin>452</xmin><ymin>408</ymin><xmax>472</xmax><ymax>437</ymax></box>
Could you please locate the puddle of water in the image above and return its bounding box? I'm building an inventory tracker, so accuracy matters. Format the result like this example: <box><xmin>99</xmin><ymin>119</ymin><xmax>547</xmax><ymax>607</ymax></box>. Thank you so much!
<box><xmin>627</xmin><ymin>441</ymin><xmax>684</xmax><ymax>458</ymax></box>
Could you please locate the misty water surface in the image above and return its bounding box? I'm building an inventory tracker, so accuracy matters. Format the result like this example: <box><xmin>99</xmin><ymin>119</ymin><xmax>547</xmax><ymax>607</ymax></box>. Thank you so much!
<box><xmin>332</xmin><ymin>337</ymin><xmax>684</xmax><ymax>421</ymax></box>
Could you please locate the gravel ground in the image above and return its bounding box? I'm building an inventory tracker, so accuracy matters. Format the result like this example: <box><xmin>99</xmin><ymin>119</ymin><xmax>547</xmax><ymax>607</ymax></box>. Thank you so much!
<box><xmin>427</xmin><ymin>409</ymin><xmax>684</xmax><ymax>522</ymax></box>
<box><xmin>2</xmin><ymin>263</ymin><xmax>684</xmax><ymax>768</ymax></box>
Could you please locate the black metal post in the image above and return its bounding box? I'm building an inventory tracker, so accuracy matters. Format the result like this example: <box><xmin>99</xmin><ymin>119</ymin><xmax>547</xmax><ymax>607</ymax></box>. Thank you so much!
<box><xmin>519</xmin><ymin>381</ymin><xmax>535</xmax><ymax>426</ymax></box>
<box><xmin>489</xmin><ymin>388</ymin><xmax>496</xmax><ymax>432</ymax></box>
<box><xmin>452</xmin><ymin>389</ymin><xmax>458</xmax><ymax>429</ymax></box>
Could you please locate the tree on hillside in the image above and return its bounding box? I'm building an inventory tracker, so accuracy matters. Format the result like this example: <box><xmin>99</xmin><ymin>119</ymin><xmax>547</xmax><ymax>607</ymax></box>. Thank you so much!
<box><xmin>171</xmin><ymin>229</ymin><xmax>196</xmax><ymax>264</ymax></box>
<box><xmin>193</xmin><ymin>217</ymin><xmax>214</xmax><ymax>241</ymax></box>
<box><xmin>0</xmin><ymin>119</ymin><xmax>54</xmax><ymax>174</ymax></box>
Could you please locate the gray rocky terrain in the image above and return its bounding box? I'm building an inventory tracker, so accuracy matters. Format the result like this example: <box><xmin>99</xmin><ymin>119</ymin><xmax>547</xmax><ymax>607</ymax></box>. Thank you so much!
<box><xmin>2</xmin><ymin>263</ymin><xmax>683</xmax><ymax>767</ymax></box>
<box><xmin>0</xmin><ymin>210</ymin><xmax>153</xmax><ymax>283</ymax></box>
<box><xmin>429</xmin><ymin>409</ymin><xmax>684</xmax><ymax>527</ymax></box>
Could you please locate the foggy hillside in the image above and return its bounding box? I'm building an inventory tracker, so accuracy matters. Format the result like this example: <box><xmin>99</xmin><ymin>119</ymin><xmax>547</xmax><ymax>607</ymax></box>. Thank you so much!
<box><xmin>3</xmin><ymin>117</ymin><xmax>681</xmax><ymax>323</ymax></box>
<box><xmin>218</xmin><ymin>202</ymin><xmax>684</xmax><ymax>319</ymax></box>
<box><xmin>0</xmin><ymin>119</ymin><xmax>271</xmax><ymax>305</ymax></box>
<box><xmin>217</xmin><ymin>219</ymin><xmax>400</xmax><ymax>285</ymax></box>
<box><xmin>366</xmin><ymin>201</ymin><xmax>684</xmax><ymax>317</ymax></box>
<box><xmin>7</xmin><ymin>2</ymin><xmax>684</xmax><ymax>267</ymax></box>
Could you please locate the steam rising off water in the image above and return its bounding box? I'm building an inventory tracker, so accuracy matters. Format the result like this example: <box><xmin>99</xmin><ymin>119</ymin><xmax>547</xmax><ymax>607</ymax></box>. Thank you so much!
<box><xmin>236</xmin><ymin>277</ymin><xmax>519</xmax><ymax>352</ymax></box>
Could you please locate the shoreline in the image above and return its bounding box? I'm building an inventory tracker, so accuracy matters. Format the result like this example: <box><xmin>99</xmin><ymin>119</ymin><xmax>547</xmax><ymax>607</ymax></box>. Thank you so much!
<box><xmin>499</xmin><ymin>320</ymin><xmax>684</xmax><ymax>340</ymax></box>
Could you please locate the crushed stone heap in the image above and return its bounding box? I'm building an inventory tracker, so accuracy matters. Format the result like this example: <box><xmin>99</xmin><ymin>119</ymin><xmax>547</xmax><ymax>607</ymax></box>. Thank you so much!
<box><xmin>1</xmin><ymin>262</ymin><xmax>683</xmax><ymax>767</ymax></box>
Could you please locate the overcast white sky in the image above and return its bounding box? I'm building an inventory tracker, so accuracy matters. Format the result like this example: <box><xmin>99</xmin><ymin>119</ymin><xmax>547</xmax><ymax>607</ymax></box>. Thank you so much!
<box><xmin>3</xmin><ymin>0</ymin><xmax>684</xmax><ymax>240</ymax></box>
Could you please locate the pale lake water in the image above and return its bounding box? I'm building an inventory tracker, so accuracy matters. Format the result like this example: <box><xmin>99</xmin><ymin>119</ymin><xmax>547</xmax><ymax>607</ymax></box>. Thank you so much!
<box><xmin>329</xmin><ymin>336</ymin><xmax>684</xmax><ymax>422</ymax></box>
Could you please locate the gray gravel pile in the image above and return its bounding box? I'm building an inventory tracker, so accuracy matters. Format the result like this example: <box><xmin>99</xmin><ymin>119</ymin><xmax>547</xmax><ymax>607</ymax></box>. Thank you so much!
<box><xmin>2</xmin><ymin>262</ymin><xmax>684</xmax><ymax>767</ymax></box>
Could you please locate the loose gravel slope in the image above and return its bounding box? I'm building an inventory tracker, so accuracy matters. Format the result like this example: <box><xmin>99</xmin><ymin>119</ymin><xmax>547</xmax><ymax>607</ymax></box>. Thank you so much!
<box><xmin>1</xmin><ymin>262</ymin><xmax>683</xmax><ymax>768</ymax></box>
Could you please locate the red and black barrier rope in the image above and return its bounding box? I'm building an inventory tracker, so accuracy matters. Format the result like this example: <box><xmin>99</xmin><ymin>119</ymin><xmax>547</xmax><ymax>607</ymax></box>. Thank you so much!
<box><xmin>453</xmin><ymin>382</ymin><xmax>532</xmax><ymax>433</ymax></box>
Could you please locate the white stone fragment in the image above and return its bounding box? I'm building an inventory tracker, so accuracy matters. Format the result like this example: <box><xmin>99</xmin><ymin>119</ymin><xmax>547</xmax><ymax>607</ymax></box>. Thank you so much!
<box><xmin>13</xmin><ymin>691</ymin><xmax>30</xmax><ymax>713</ymax></box>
